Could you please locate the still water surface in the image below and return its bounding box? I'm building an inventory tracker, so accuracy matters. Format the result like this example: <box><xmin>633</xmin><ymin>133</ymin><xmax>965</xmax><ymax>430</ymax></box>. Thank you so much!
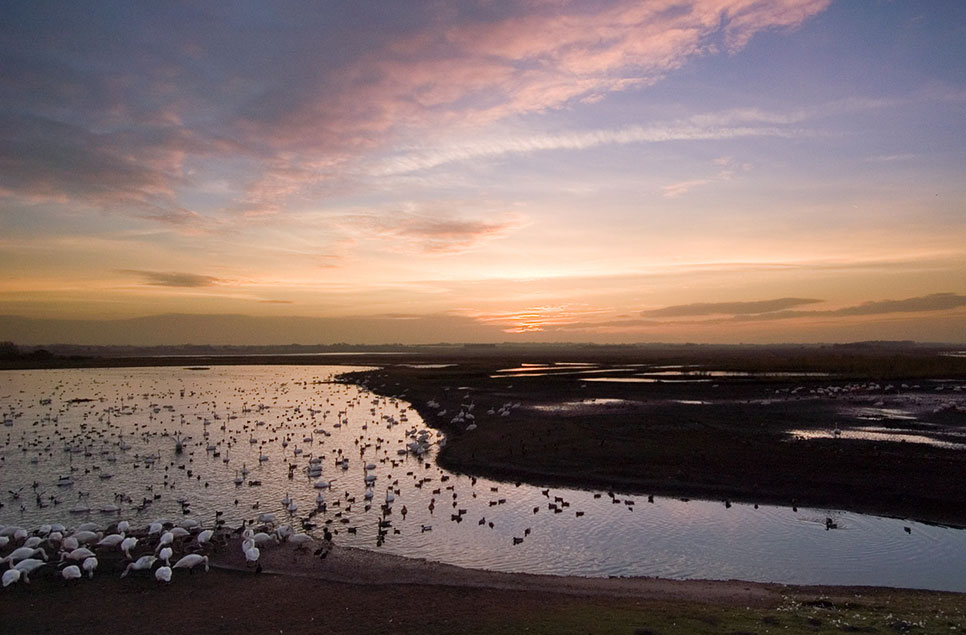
<box><xmin>1</xmin><ymin>365</ymin><xmax>964</xmax><ymax>591</ymax></box>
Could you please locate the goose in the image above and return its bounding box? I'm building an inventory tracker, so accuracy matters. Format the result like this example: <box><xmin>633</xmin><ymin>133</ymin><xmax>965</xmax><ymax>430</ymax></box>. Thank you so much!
<box><xmin>120</xmin><ymin>555</ymin><xmax>157</xmax><ymax>578</ymax></box>
<box><xmin>155</xmin><ymin>565</ymin><xmax>172</xmax><ymax>583</ymax></box>
<box><xmin>173</xmin><ymin>554</ymin><xmax>209</xmax><ymax>572</ymax></box>
<box><xmin>62</xmin><ymin>565</ymin><xmax>82</xmax><ymax>582</ymax></box>
<box><xmin>82</xmin><ymin>556</ymin><xmax>98</xmax><ymax>579</ymax></box>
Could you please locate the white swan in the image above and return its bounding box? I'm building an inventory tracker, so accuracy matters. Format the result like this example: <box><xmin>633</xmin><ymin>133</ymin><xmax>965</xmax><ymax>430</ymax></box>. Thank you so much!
<box><xmin>196</xmin><ymin>529</ymin><xmax>214</xmax><ymax>546</ymax></box>
<box><xmin>155</xmin><ymin>532</ymin><xmax>174</xmax><ymax>552</ymax></box>
<box><xmin>71</xmin><ymin>530</ymin><xmax>100</xmax><ymax>545</ymax></box>
<box><xmin>155</xmin><ymin>565</ymin><xmax>172</xmax><ymax>583</ymax></box>
<box><xmin>82</xmin><ymin>556</ymin><xmax>98</xmax><ymax>579</ymax></box>
<box><xmin>1</xmin><ymin>546</ymin><xmax>47</xmax><ymax>565</ymax></box>
<box><xmin>288</xmin><ymin>533</ymin><xmax>313</xmax><ymax>550</ymax></box>
<box><xmin>62</xmin><ymin>547</ymin><xmax>95</xmax><ymax>562</ymax></box>
<box><xmin>2</xmin><ymin>569</ymin><xmax>20</xmax><ymax>587</ymax></box>
<box><xmin>96</xmin><ymin>533</ymin><xmax>125</xmax><ymax>548</ymax></box>
<box><xmin>121</xmin><ymin>555</ymin><xmax>156</xmax><ymax>578</ymax></box>
<box><xmin>62</xmin><ymin>565</ymin><xmax>82</xmax><ymax>581</ymax></box>
<box><xmin>244</xmin><ymin>546</ymin><xmax>260</xmax><ymax>567</ymax></box>
<box><xmin>120</xmin><ymin>536</ymin><xmax>138</xmax><ymax>559</ymax></box>
<box><xmin>14</xmin><ymin>558</ymin><xmax>46</xmax><ymax>582</ymax></box>
<box><xmin>172</xmin><ymin>554</ymin><xmax>209</xmax><ymax>573</ymax></box>
<box><xmin>158</xmin><ymin>546</ymin><xmax>173</xmax><ymax>566</ymax></box>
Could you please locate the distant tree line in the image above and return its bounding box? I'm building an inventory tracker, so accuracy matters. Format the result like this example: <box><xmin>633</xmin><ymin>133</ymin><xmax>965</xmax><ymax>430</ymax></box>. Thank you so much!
<box><xmin>0</xmin><ymin>341</ymin><xmax>52</xmax><ymax>360</ymax></box>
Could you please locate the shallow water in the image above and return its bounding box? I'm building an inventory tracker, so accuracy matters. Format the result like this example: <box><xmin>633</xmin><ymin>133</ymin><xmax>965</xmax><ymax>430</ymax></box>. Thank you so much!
<box><xmin>1</xmin><ymin>365</ymin><xmax>965</xmax><ymax>591</ymax></box>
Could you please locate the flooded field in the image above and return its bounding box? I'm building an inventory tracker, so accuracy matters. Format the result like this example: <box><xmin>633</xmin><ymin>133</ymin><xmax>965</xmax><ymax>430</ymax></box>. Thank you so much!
<box><xmin>2</xmin><ymin>365</ymin><xmax>966</xmax><ymax>591</ymax></box>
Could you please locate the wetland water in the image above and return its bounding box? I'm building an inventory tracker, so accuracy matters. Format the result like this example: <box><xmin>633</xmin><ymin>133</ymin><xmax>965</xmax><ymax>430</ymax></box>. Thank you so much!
<box><xmin>1</xmin><ymin>365</ymin><xmax>965</xmax><ymax>591</ymax></box>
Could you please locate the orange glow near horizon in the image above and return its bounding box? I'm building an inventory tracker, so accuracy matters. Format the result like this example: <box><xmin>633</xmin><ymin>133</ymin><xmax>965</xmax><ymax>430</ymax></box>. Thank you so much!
<box><xmin>1</xmin><ymin>1</ymin><xmax>965</xmax><ymax>345</ymax></box>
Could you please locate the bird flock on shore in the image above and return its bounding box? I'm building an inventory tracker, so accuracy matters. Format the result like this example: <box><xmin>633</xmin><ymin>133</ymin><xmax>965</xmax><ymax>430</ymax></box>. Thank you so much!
<box><xmin>0</xmin><ymin>513</ymin><xmax>325</xmax><ymax>588</ymax></box>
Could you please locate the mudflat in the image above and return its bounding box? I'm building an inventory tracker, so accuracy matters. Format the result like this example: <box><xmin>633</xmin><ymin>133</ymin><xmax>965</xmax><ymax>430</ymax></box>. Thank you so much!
<box><xmin>338</xmin><ymin>344</ymin><xmax>966</xmax><ymax>528</ymax></box>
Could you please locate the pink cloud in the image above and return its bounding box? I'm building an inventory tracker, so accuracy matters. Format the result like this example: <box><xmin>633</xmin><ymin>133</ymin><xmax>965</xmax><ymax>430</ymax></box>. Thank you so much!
<box><xmin>334</xmin><ymin>210</ymin><xmax>527</xmax><ymax>255</ymax></box>
<box><xmin>1</xmin><ymin>1</ymin><xmax>832</xmax><ymax>223</ymax></box>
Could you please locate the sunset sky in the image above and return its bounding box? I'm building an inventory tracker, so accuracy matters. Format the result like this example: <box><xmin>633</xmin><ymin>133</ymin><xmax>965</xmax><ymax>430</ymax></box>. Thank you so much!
<box><xmin>2</xmin><ymin>1</ymin><xmax>965</xmax><ymax>345</ymax></box>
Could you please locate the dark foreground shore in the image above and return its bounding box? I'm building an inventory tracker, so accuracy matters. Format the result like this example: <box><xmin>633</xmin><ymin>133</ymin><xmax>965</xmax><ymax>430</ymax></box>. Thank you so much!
<box><xmin>2</xmin><ymin>538</ymin><xmax>964</xmax><ymax>634</ymax></box>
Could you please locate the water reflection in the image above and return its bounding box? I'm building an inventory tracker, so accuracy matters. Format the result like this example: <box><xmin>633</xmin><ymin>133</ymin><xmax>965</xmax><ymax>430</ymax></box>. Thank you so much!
<box><xmin>1</xmin><ymin>366</ymin><xmax>965</xmax><ymax>591</ymax></box>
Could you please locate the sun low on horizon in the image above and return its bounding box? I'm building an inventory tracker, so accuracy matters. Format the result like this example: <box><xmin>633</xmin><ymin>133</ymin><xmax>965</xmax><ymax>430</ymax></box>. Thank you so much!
<box><xmin>1</xmin><ymin>0</ymin><xmax>965</xmax><ymax>346</ymax></box>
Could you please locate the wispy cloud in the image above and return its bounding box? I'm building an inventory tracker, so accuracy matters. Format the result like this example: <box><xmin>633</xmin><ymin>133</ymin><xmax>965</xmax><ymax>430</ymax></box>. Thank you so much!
<box><xmin>334</xmin><ymin>211</ymin><xmax>527</xmax><ymax>254</ymax></box>
<box><xmin>119</xmin><ymin>270</ymin><xmax>224</xmax><ymax>288</ymax></box>
<box><xmin>662</xmin><ymin>178</ymin><xmax>714</xmax><ymax>199</ymax></box>
<box><xmin>375</xmin><ymin>123</ymin><xmax>803</xmax><ymax>176</ymax></box>
<box><xmin>642</xmin><ymin>297</ymin><xmax>823</xmax><ymax>317</ymax></box>
<box><xmin>635</xmin><ymin>293</ymin><xmax>966</xmax><ymax>326</ymax></box>
<box><xmin>739</xmin><ymin>293</ymin><xmax>966</xmax><ymax>322</ymax></box>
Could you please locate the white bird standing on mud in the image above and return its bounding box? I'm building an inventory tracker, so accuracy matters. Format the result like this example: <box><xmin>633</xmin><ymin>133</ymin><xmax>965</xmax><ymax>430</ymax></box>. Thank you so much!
<box><xmin>172</xmin><ymin>554</ymin><xmax>209</xmax><ymax>573</ymax></box>
<box><xmin>2</xmin><ymin>569</ymin><xmax>21</xmax><ymax>587</ymax></box>
<box><xmin>120</xmin><ymin>536</ymin><xmax>137</xmax><ymax>559</ymax></box>
<box><xmin>82</xmin><ymin>556</ymin><xmax>98</xmax><ymax>579</ymax></box>
<box><xmin>121</xmin><ymin>555</ymin><xmax>157</xmax><ymax>578</ymax></box>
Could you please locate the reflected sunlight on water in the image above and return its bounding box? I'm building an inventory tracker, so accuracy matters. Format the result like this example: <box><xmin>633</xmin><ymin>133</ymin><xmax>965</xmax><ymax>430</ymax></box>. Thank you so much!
<box><xmin>1</xmin><ymin>365</ymin><xmax>965</xmax><ymax>591</ymax></box>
